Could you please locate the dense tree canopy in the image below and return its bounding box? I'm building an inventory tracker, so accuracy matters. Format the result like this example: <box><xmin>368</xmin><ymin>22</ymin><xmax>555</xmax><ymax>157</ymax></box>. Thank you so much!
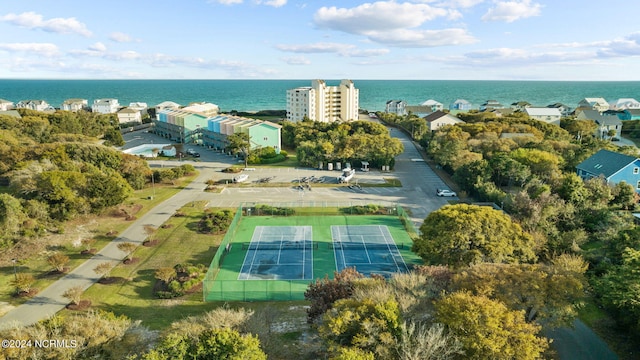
<box><xmin>435</xmin><ymin>291</ymin><xmax>549</xmax><ymax>360</ymax></box>
<box><xmin>452</xmin><ymin>255</ymin><xmax>587</xmax><ymax>327</ymax></box>
<box><xmin>282</xmin><ymin>120</ymin><xmax>403</xmax><ymax>169</ymax></box>
<box><xmin>413</xmin><ymin>204</ymin><xmax>537</xmax><ymax>267</ymax></box>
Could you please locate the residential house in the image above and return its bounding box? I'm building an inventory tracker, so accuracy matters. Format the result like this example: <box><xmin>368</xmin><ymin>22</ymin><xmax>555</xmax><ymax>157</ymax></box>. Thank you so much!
<box><xmin>619</xmin><ymin>109</ymin><xmax>640</xmax><ymax>121</ymax></box>
<box><xmin>577</xmin><ymin>98</ymin><xmax>609</xmax><ymax>112</ymax></box>
<box><xmin>92</xmin><ymin>98</ymin><xmax>120</xmax><ymax>114</ymax></box>
<box><xmin>449</xmin><ymin>99</ymin><xmax>472</xmax><ymax>111</ymax></box>
<box><xmin>16</xmin><ymin>100</ymin><xmax>54</xmax><ymax>112</ymax></box>
<box><xmin>183</xmin><ymin>102</ymin><xmax>219</xmax><ymax>117</ymax></box>
<box><xmin>0</xmin><ymin>99</ymin><xmax>14</xmax><ymax>111</ymax></box>
<box><xmin>423</xmin><ymin>110</ymin><xmax>464</xmax><ymax>131</ymax></box>
<box><xmin>609</xmin><ymin>98</ymin><xmax>640</xmax><ymax>111</ymax></box>
<box><xmin>490</xmin><ymin>108</ymin><xmax>515</xmax><ymax>117</ymax></box>
<box><xmin>128</xmin><ymin>102</ymin><xmax>148</xmax><ymax>115</ymax></box>
<box><xmin>511</xmin><ymin>101</ymin><xmax>531</xmax><ymax>111</ymax></box>
<box><xmin>576</xmin><ymin>109</ymin><xmax>622</xmax><ymax>138</ymax></box>
<box><xmin>117</xmin><ymin>108</ymin><xmax>142</xmax><ymax>124</ymax></box>
<box><xmin>61</xmin><ymin>98</ymin><xmax>88</xmax><ymax>112</ymax></box>
<box><xmin>421</xmin><ymin>99</ymin><xmax>444</xmax><ymax>112</ymax></box>
<box><xmin>576</xmin><ymin>149</ymin><xmax>640</xmax><ymax>192</ymax></box>
<box><xmin>385</xmin><ymin>100</ymin><xmax>407</xmax><ymax>116</ymax></box>
<box><xmin>547</xmin><ymin>103</ymin><xmax>572</xmax><ymax>116</ymax></box>
<box><xmin>480</xmin><ymin>100</ymin><xmax>504</xmax><ymax>111</ymax></box>
<box><xmin>405</xmin><ymin>105</ymin><xmax>435</xmax><ymax>117</ymax></box>
<box><xmin>155</xmin><ymin>101</ymin><xmax>181</xmax><ymax>111</ymax></box>
<box><xmin>525</xmin><ymin>107</ymin><xmax>562</xmax><ymax>125</ymax></box>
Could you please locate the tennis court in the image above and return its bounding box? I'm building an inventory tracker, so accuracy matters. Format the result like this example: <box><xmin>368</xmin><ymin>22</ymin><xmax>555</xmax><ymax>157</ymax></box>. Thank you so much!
<box><xmin>331</xmin><ymin>225</ymin><xmax>409</xmax><ymax>277</ymax></box>
<box><xmin>238</xmin><ymin>226</ymin><xmax>314</xmax><ymax>280</ymax></box>
<box><xmin>204</xmin><ymin>210</ymin><xmax>421</xmax><ymax>301</ymax></box>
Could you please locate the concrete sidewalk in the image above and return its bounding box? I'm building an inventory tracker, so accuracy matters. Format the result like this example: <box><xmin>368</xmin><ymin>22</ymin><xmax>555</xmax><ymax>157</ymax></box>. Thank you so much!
<box><xmin>0</xmin><ymin>171</ymin><xmax>210</xmax><ymax>330</ymax></box>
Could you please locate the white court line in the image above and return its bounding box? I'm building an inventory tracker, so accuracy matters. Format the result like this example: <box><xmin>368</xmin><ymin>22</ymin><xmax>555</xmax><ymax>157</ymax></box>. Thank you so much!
<box><xmin>239</xmin><ymin>226</ymin><xmax>265</xmax><ymax>279</ymax></box>
<box><xmin>358</xmin><ymin>235</ymin><xmax>373</xmax><ymax>264</ymax></box>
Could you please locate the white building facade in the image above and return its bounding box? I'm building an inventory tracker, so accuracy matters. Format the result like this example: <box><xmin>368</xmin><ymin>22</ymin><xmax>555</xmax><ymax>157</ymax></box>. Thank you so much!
<box><xmin>286</xmin><ymin>79</ymin><xmax>359</xmax><ymax>123</ymax></box>
<box><xmin>92</xmin><ymin>98</ymin><xmax>120</xmax><ymax>114</ymax></box>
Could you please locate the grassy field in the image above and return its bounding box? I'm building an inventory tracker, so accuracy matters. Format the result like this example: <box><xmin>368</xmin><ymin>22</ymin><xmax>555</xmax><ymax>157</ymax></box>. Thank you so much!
<box><xmin>70</xmin><ymin>201</ymin><xmax>226</xmax><ymax>329</ymax></box>
<box><xmin>0</xmin><ymin>173</ymin><xmax>198</xmax><ymax>307</ymax></box>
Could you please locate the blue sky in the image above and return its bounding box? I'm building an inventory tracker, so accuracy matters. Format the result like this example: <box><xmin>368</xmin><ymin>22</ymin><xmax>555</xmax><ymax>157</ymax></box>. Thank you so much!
<box><xmin>1</xmin><ymin>0</ymin><xmax>639</xmax><ymax>80</ymax></box>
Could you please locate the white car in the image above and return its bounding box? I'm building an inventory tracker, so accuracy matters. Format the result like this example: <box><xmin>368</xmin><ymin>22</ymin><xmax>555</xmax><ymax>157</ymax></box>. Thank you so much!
<box><xmin>436</xmin><ymin>189</ymin><xmax>457</xmax><ymax>197</ymax></box>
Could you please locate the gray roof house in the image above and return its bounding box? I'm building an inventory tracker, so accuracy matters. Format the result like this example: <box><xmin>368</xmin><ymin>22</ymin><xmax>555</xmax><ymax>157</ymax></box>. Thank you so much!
<box><xmin>576</xmin><ymin>109</ymin><xmax>622</xmax><ymax>139</ymax></box>
<box><xmin>577</xmin><ymin>149</ymin><xmax>640</xmax><ymax>192</ymax></box>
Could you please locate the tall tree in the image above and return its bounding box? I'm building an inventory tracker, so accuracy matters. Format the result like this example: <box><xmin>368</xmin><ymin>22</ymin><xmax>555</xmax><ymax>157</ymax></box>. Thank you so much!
<box><xmin>435</xmin><ymin>291</ymin><xmax>549</xmax><ymax>360</ymax></box>
<box><xmin>452</xmin><ymin>256</ymin><xmax>587</xmax><ymax>327</ymax></box>
<box><xmin>226</xmin><ymin>132</ymin><xmax>252</xmax><ymax>168</ymax></box>
<box><xmin>413</xmin><ymin>204</ymin><xmax>537</xmax><ymax>267</ymax></box>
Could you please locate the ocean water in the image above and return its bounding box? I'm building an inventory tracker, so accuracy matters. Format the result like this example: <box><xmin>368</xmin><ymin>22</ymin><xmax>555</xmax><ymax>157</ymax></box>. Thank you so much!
<box><xmin>0</xmin><ymin>79</ymin><xmax>639</xmax><ymax>112</ymax></box>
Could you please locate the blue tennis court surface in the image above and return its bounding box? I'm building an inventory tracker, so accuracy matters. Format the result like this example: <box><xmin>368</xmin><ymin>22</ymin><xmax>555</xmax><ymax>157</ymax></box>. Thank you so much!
<box><xmin>238</xmin><ymin>226</ymin><xmax>314</xmax><ymax>280</ymax></box>
<box><xmin>332</xmin><ymin>225</ymin><xmax>409</xmax><ymax>277</ymax></box>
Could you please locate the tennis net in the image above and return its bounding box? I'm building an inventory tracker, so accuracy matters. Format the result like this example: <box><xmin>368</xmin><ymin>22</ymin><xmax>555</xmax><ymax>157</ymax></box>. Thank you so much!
<box><xmin>329</xmin><ymin>243</ymin><xmax>404</xmax><ymax>250</ymax></box>
<box><xmin>241</xmin><ymin>242</ymin><xmax>318</xmax><ymax>251</ymax></box>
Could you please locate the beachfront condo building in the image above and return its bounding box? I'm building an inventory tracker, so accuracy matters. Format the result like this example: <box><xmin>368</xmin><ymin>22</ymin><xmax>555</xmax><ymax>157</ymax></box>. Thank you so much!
<box><xmin>286</xmin><ymin>79</ymin><xmax>359</xmax><ymax>123</ymax></box>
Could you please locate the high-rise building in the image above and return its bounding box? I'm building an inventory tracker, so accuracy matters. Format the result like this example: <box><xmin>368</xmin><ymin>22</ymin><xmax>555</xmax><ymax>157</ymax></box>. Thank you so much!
<box><xmin>286</xmin><ymin>79</ymin><xmax>359</xmax><ymax>123</ymax></box>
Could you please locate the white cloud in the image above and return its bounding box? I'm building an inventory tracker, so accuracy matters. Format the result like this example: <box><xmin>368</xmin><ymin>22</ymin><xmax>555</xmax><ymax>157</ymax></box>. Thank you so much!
<box><xmin>276</xmin><ymin>42</ymin><xmax>353</xmax><ymax>54</ymax></box>
<box><xmin>482</xmin><ymin>0</ymin><xmax>542</xmax><ymax>23</ymax></box>
<box><xmin>313</xmin><ymin>2</ymin><xmax>473</xmax><ymax>47</ymax></box>
<box><xmin>89</xmin><ymin>42</ymin><xmax>107</xmax><ymax>52</ymax></box>
<box><xmin>281</xmin><ymin>56</ymin><xmax>311</xmax><ymax>65</ymax></box>
<box><xmin>0</xmin><ymin>42</ymin><xmax>60</xmax><ymax>57</ymax></box>
<box><xmin>256</xmin><ymin>0</ymin><xmax>287</xmax><ymax>7</ymax></box>
<box><xmin>276</xmin><ymin>42</ymin><xmax>390</xmax><ymax>57</ymax></box>
<box><xmin>442</xmin><ymin>0</ymin><xmax>486</xmax><ymax>8</ymax></box>
<box><xmin>0</xmin><ymin>12</ymin><xmax>92</xmax><ymax>37</ymax></box>
<box><xmin>314</xmin><ymin>2</ymin><xmax>449</xmax><ymax>33</ymax></box>
<box><xmin>368</xmin><ymin>28</ymin><xmax>477</xmax><ymax>47</ymax></box>
<box><xmin>109</xmin><ymin>32</ymin><xmax>134</xmax><ymax>43</ymax></box>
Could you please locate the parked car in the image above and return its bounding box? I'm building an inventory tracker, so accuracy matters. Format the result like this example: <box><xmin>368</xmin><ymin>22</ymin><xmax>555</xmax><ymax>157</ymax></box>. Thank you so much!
<box><xmin>436</xmin><ymin>189</ymin><xmax>457</xmax><ymax>197</ymax></box>
<box><xmin>192</xmin><ymin>152</ymin><xmax>200</xmax><ymax>157</ymax></box>
<box><xmin>186</xmin><ymin>148</ymin><xmax>196</xmax><ymax>155</ymax></box>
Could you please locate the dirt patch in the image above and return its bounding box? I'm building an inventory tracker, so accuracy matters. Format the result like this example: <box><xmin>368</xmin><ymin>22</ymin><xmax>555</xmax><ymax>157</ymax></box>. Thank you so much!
<box><xmin>123</xmin><ymin>258</ymin><xmax>140</xmax><ymax>265</ymax></box>
<box><xmin>14</xmin><ymin>289</ymin><xmax>39</xmax><ymax>298</ymax></box>
<box><xmin>66</xmin><ymin>299</ymin><xmax>92</xmax><ymax>311</ymax></box>
<box><xmin>143</xmin><ymin>239</ymin><xmax>159</xmax><ymax>247</ymax></box>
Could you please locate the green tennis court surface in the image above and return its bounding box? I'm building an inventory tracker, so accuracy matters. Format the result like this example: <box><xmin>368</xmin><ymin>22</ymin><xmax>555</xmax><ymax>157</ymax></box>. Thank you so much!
<box><xmin>204</xmin><ymin>214</ymin><xmax>421</xmax><ymax>301</ymax></box>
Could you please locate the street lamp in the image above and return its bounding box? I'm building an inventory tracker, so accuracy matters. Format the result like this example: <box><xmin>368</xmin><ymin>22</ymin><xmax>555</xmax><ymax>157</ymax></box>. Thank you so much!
<box><xmin>151</xmin><ymin>171</ymin><xmax>156</xmax><ymax>200</ymax></box>
<box><xmin>12</xmin><ymin>258</ymin><xmax>17</xmax><ymax>281</ymax></box>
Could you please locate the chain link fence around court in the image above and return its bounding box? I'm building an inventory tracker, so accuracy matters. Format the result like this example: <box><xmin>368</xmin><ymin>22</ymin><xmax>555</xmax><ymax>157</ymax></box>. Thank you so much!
<box><xmin>202</xmin><ymin>201</ymin><xmax>419</xmax><ymax>302</ymax></box>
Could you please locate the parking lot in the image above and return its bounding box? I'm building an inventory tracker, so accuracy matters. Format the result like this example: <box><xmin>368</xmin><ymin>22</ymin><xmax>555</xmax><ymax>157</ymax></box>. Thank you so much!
<box><xmin>121</xmin><ymin>128</ymin><xmax>454</xmax><ymax>226</ymax></box>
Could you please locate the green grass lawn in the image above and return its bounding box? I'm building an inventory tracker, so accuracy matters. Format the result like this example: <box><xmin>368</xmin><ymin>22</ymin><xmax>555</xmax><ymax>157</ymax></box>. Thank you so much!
<box><xmin>74</xmin><ymin>201</ymin><xmax>227</xmax><ymax>329</ymax></box>
<box><xmin>0</xmin><ymin>173</ymin><xmax>198</xmax><ymax>306</ymax></box>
